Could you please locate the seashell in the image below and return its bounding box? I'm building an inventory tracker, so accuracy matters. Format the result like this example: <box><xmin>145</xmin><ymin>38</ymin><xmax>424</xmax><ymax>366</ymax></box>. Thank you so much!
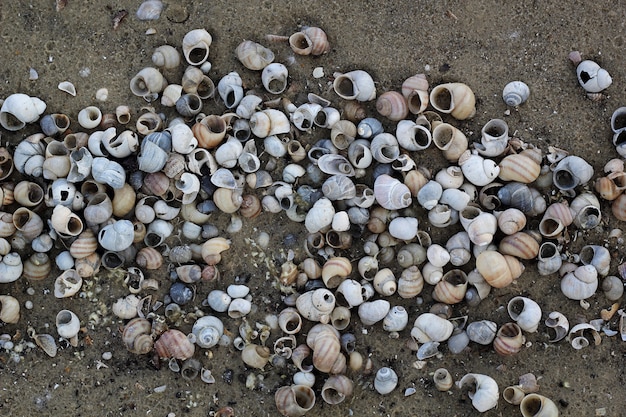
<box><xmin>447</xmin><ymin>329</ymin><xmax>470</xmax><ymax>354</ymax></box>
<box><xmin>236</xmin><ymin>40</ymin><xmax>274</xmax><ymax>70</ymax></box>
<box><xmin>456</xmin><ymin>373</ymin><xmax>499</xmax><ymax>412</ymax></box>
<box><xmin>568</xmin><ymin>322</ymin><xmax>601</xmax><ymax>349</ymax></box>
<box><xmin>262</xmin><ymin>63</ymin><xmax>288</xmax><ymax>94</ymax></box>
<box><xmin>370</xmin><ymin>133</ymin><xmax>400</xmax><ymax>163</ymax></box>
<box><xmin>54</xmin><ymin>269</ymin><xmax>83</xmax><ymax>298</ymax></box>
<box><xmin>286</xmin><ymin>140</ymin><xmax>306</xmax><ymax>163</ymax></box>
<box><xmin>497</xmin><ymin>208</ymin><xmax>526</xmax><ymax>235</ymax></box>
<box><xmin>520</xmin><ymin>393</ymin><xmax>559</xmax><ymax>417</ymax></box>
<box><xmin>493</xmin><ymin>322</ymin><xmax>525</xmax><ymax>356</ymax></box>
<box><xmin>329</xmin><ymin>306</ymin><xmax>351</xmax><ymax>330</ymax></box>
<box><xmin>228</xmin><ymin>298</ymin><xmax>252</xmax><ymax>318</ymax></box>
<box><xmin>56</xmin><ymin>309</ymin><xmax>80</xmax><ymax>346</ymax></box>
<box><xmin>537</xmin><ymin>242</ymin><xmax>562</xmax><ymax>276</ymax></box>
<box><xmin>218</xmin><ymin>72</ymin><xmax>244</xmax><ymax>109</ymax></box>
<box><xmin>373</xmin><ymin>174</ymin><xmax>412</xmax><ymax>210</ymax></box>
<box><xmin>458</xmin><ymin>150</ymin><xmax>499</xmax><ymax>186</ymax></box>
<box><xmin>317</xmin><ymin>154</ymin><xmax>355</xmax><ymax>177</ymax></box>
<box><xmin>475</xmin><ymin>118</ymin><xmax>509</xmax><ymax>157</ymax></box>
<box><xmin>602</xmin><ymin>275</ymin><xmax>624</xmax><ymax>301</ymax></box>
<box><xmin>181</xmin><ymin>66</ymin><xmax>215</xmax><ymax>99</ymax></box>
<box><xmin>321</xmin><ymin>175</ymin><xmax>355</xmax><ymax>201</ymax></box>
<box><xmin>466</xmin><ymin>319</ymin><xmax>497</xmax><ymax>345</ymax></box>
<box><xmin>552</xmin><ymin>155</ymin><xmax>593</xmax><ymax>190</ymax></box>
<box><xmin>545</xmin><ymin>311</ymin><xmax>569</xmax><ymax>343</ymax></box>
<box><xmin>411</xmin><ymin>313</ymin><xmax>454</xmax><ymax>343</ymax></box>
<box><xmin>13</xmin><ymin>181</ymin><xmax>44</xmax><ymax>207</ymax></box>
<box><xmin>579</xmin><ymin>244</ymin><xmax>610</xmax><ymax>276</ymax></box>
<box><xmin>144</xmin><ymin>219</ymin><xmax>174</xmax><ymax>247</ymax></box>
<box><xmin>612</xmin><ymin>193</ymin><xmax>626</xmax><ymax>221</ymax></box>
<box><xmin>304</xmin><ymin>197</ymin><xmax>335</xmax><ymax>233</ymax></box>
<box><xmin>333</xmin><ymin>70</ymin><xmax>376</xmax><ymax>102</ymax></box>
<box><xmin>20</xmin><ymin>251</ymin><xmax>50</xmax><ymax>281</ymax></box>
<box><xmin>278</xmin><ymin>308</ymin><xmax>302</xmax><ymax>335</ymax></box>
<box><xmin>503</xmin><ymin>386</ymin><xmax>526</xmax><ymax>405</ymax></box>
<box><xmin>175</xmin><ymin>172</ymin><xmax>201</xmax><ymax>204</ymax></box>
<box><xmin>560</xmin><ymin>264</ymin><xmax>598</xmax><ymax>300</ymax></box>
<box><xmin>91</xmin><ymin>157</ymin><xmax>126</xmax><ymax>189</ymax></box>
<box><xmin>289</xmin><ymin>26</ymin><xmax>330</xmax><ymax>56</ymax></box>
<box><xmin>102</xmin><ymin>130</ymin><xmax>139</xmax><ymax>159</ymax></box>
<box><xmin>213</xmin><ymin>187</ymin><xmax>243</xmax><ymax>213</ymax></box>
<box><xmin>152</xmin><ymin>44</ymin><xmax>180</xmax><ymax>69</ymax></box>
<box><xmin>576</xmin><ymin>59</ymin><xmax>612</xmax><ymax>93</ymax></box>
<box><xmin>14</xmin><ymin>133</ymin><xmax>46</xmax><ymax>177</ymax></box>
<box><xmin>57</xmin><ymin>80</ymin><xmax>76</xmax><ymax>96</ymax></box>
<box><xmin>432</xmin><ymin>269</ymin><xmax>467</xmax><ymax>304</ymax></box>
<box><xmin>395</xmin><ymin>266</ymin><xmax>424</xmax><ymax>298</ymax></box>
<box><xmin>40</xmin><ymin>113</ymin><xmax>70</xmax><ymax>136</ymax></box>
<box><xmin>129</xmin><ymin>67</ymin><xmax>167</xmax><ymax>99</ymax></box>
<box><xmin>98</xmin><ymin>219</ymin><xmax>134</xmax><ymax>251</ymax></box>
<box><xmin>122</xmin><ymin>318</ymin><xmax>154</xmax><ymax>355</ymax></box>
<box><xmin>0</xmin><ymin>93</ymin><xmax>46</xmax><ymax>131</ymax></box>
<box><xmin>570</xmin><ymin>192</ymin><xmax>601</xmax><ymax>229</ymax></box>
<box><xmin>239</xmin><ymin>194</ymin><xmax>262</xmax><ymax>218</ymax></box>
<box><xmin>506</xmin><ymin>296</ymin><xmax>542</xmax><ymax>333</ymax></box>
<box><xmin>329</xmin><ymin>119</ymin><xmax>357</xmax><ymax>150</ymax></box>
<box><xmin>201</xmin><ymin>237</ymin><xmax>230</xmax><ymax>265</ymax></box>
<box><xmin>498</xmin><ymin>232</ymin><xmax>539</xmax><ymax>260</ymax></box>
<box><xmin>312</xmin><ymin>106</ymin><xmax>339</xmax><ymax>129</ymax></box>
<box><xmin>155</xmin><ymin>329</ymin><xmax>195</xmax><ymax>360</ymax></box>
<box><xmin>0</xmin><ymin>295</ymin><xmax>20</xmax><ymax>323</ymax></box>
<box><xmin>31</xmin><ymin>233</ymin><xmax>53</xmax><ymax>253</ymax></box>
<box><xmin>430</xmin><ymin>83</ymin><xmax>476</xmax><ymax>120</ymax></box>
<box><xmin>275</xmin><ymin>385</ymin><xmax>316</xmax><ymax>417</ymax></box>
<box><xmin>49</xmin><ymin>205</ymin><xmax>82</xmax><ymax>237</ymax></box>
<box><xmin>250</xmin><ymin>109</ymin><xmax>290</xmax><ymax>137</ymax></box>
<box><xmin>459</xmin><ymin>205</ymin><xmax>497</xmax><ymax>246</ymax></box>
<box><xmin>376</xmin><ymin>91</ymin><xmax>408</xmax><ymax>121</ymax></box>
<box><xmin>499</xmin><ymin>152</ymin><xmax>541</xmax><ymax>183</ymax></box>
<box><xmin>356</xmin><ymin>118</ymin><xmax>383</xmax><ymax>140</ymax></box>
<box><xmin>283</xmin><ymin>163</ymin><xmax>306</xmax><ymax>183</ymax></box>
<box><xmin>394</xmin><ymin>120</ymin><xmax>430</xmax><ymax>152</ymax></box>
<box><xmin>182</xmin><ymin>28</ymin><xmax>212</xmax><ymax>66</ymax></box>
<box><xmin>176</xmin><ymin>93</ymin><xmax>203</xmax><ymax>117</ymax></box>
<box><xmin>112</xmin><ymin>295</ymin><xmax>141</xmax><ymax>320</ymax></box>
<box><xmin>382</xmin><ymin>305</ymin><xmax>408</xmax><ymax>332</ymax></box>
<box><xmin>417</xmin><ymin>180</ymin><xmax>442</xmax><ymax>210</ymax></box>
<box><xmin>433</xmin><ymin>368</ymin><xmax>453</xmax><ymax>392</ymax></box>
<box><xmin>296</xmin><ymin>289</ymin><xmax>335</xmax><ymax>323</ymax></box>
<box><xmin>432</xmin><ymin>123</ymin><xmax>468</xmax><ymax>162</ymax></box>
<box><xmin>371</xmin><ymin>268</ymin><xmax>396</xmax><ymax>296</ymax></box>
<box><xmin>386</xmin><ymin>215</ymin><xmax>418</xmax><ymax>240</ymax></box>
<box><xmin>161</xmin><ymin>84</ymin><xmax>183</xmax><ymax>107</ymax></box>
<box><xmin>502</xmin><ymin>80</ymin><xmax>530</xmax><ymax>106</ymax></box>
<box><xmin>192</xmin><ymin>315</ymin><xmax>224</xmax><ymax>348</ymax></box>
<box><xmin>539</xmin><ymin>202</ymin><xmax>574</xmax><ymax>237</ymax></box>
<box><xmin>476</xmin><ymin>250</ymin><xmax>523</xmax><ymax>288</ymax></box>
<box><xmin>83</xmin><ymin>193</ymin><xmax>113</xmax><ymax>226</ymax></box>
<box><xmin>87</xmin><ymin>127</ymin><xmax>115</xmax><ymax>157</ymax></box>
<box><xmin>321</xmin><ymin>375</ymin><xmax>353</xmax><ymax>405</ymax></box>
<box><xmin>401</xmin><ymin>73</ymin><xmax>429</xmax><ymax>97</ymax></box>
<box><xmin>33</xmin><ymin>332</ymin><xmax>58</xmax><ymax>357</ymax></box>
<box><xmin>594</xmin><ymin>175</ymin><xmax>624</xmax><ymax>201</ymax></box>
<box><xmin>374</xmin><ymin>367</ymin><xmax>398</xmax><ymax>395</ymax></box>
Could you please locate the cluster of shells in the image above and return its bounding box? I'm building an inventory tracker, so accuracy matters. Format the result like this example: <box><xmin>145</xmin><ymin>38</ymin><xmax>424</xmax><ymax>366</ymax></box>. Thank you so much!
<box><xmin>0</xmin><ymin>23</ymin><xmax>625</xmax><ymax>416</ymax></box>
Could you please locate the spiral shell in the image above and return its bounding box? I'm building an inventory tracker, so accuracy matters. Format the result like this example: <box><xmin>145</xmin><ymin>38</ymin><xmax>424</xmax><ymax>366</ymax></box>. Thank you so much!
<box><xmin>236</xmin><ymin>40</ymin><xmax>274</xmax><ymax>70</ymax></box>
<box><xmin>493</xmin><ymin>322</ymin><xmax>524</xmax><ymax>356</ymax></box>
<box><xmin>275</xmin><ymin>384</ymin><xmax>316</xmax><ymax>417</ymax></box>
<box><xmin>289</xmin><ymin>26</ymin><xmax>330</xmax><ymax>56</ymax></box>
<box><xmin>122</xmin><ymin>318</ymin><xmax>154</xmax><ymax>355</ymax></box>
<box><xmin>502</xmin><ymin>81</ymin><xmax>530</xmax><ymax>106</ymax></box>
<box><xmin>155</xmin><ymin>329</ymin><xmax>195</xmax><ymax>360</ymax></box>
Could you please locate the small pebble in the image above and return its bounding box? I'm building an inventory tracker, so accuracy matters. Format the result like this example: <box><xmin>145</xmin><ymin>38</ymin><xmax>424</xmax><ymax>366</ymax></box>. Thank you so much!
<box><xmin>153</xmin><ymin>384</ymin><xmax>167</xmax><ymax>393</ymax></box>
<box><xmin>95</xmin><ymin>88</ymin><xmax>109</xmax><ymax>102</ymax></box>
<box><xmin>26</xmin><ymin>288</ymin><xmax>35</xmax><ymax>296</ymax></box>
<box><xmin>78</xmin><ymin>67</ymin><xmax>91</xmax><ymax>78</ymax></box>
<box><xmin>102</xmin><ymin>351</ymin><xmax>113</xmax><ymax>360</ymax></box>
<box><xmin>257</xmin><ymin>232</ymin><xmax>270</xmax><ymax>249</ymax></box>
<box><xmin>312</xmin><ymin>67</ymin><xmax>324</xmax><ymax>79</ymax></box>
<box><xmin>28</xmin><ymin>68</ymin><xmax>38</xmax><ymax>81</ymax></box>
<box><xmin>24</xmin><ymin>300</ymin><xmax>33</xmax><ymax>310</ymax></box>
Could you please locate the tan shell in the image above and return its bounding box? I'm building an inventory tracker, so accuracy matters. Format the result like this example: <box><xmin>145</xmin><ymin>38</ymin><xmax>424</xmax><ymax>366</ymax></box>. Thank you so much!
<box><xmin>122</xmin><ymin>317</ymin><xmax>154</xmax><ymax>355</ymax></box>
<box><xmin>476</xmin><ymin>251</ymin><xmax>523</xmax><ymax>289</ymax></box>
<box><xmin>201</xmin><ymin>237</ymin><xmax>231</xmax><ymax>265</ymax></box>
<box><xmin>154</xmin><ymin>329</ymin><xmax>195</xmax><ymax>360</ymax></box>
<box><xmin>275</xmin><ymin>385</ymin><xmax>316</xmax><ymax>417</ymax></box>
<box><xmin>432</xmin><ymin>269</ymin><xmax>468</xmax><ymax>304</ymax></box>
<box><xmin>69</xmin><ymin>229</ymin><xmax>98</xmax><ymax>259</ymax></box>
<box><xmin>397</xmin><ymin>266</ymin><xmax>424</xmax><ymax>298</ymax></box>
<box><xmin>0</xmin><ymin>295</ymin><xmax>20</xmax><ymax>323</ymax></box>
<box><xmin>498</xmin><ymin>152</ymin><xmax>541</xmax><ymax>183</ymax></box>
<box><xmin>136</xmin><ymin>247</ymin><xmax>163</xmax><ymax>269</ymax></box>
<box><xmin>241</xmin><ymin>344</ymin><xmax>271</xmax><ymax>369</ymax></box>
<box><xmin>22</xmin><ymin>252</ymin><xmax>51</xmax><ymax>281</ymax></box>
<box><xmin>321</xmin><ymin>257</ymin><xmax>352</xmax><ymax>288</ymax></box>
<box><xmin>498</xmin><ymin>232</ymin><xmax>540</xmax><ymax>260</ymax></box>
<box><xmin>493</xmin><ymin>322</ymin><xmax>524</xmax><ymax>356</ymax></box>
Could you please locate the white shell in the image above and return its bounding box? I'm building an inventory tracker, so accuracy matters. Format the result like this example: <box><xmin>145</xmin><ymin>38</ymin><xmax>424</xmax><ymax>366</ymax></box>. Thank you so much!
<box><xmin>476</xmin><ymin>118</ymin><xmax>509</xmax><ymax>157</ymax></box>
<box><xmin>54</xmin><ymin>269</ymin><xmax>83</xmax><ymax>298</ymax></box>
<box><xmin>217</xmin><ymin>72</ymin><xmax>244</xmax><ymax>109</ymax></box>
<box><xmin>411</xmin><ymin>313</ymin><xmax>454</xmax><ymax>343</ymax></box>
<box><xmin>250</xmin><ymin>109</ymin><xmax>290</xmax><ymax>138</ymax></box>
<box><xmin>152</xmin><ymin>45</ymin><xmax>180</xmax><ymax>69</ymax></box>
<box><xmin>91</xmin><ymin>157</ymin><xmax>126</xmax><ymax>189</ymax></box>
<box><xmin>456</xmin><ymin>373</ymin><xmax>499</xmax><ymax>412</ymax></box>
<box><xmin>374</xmin><ymin>367</ymin><xmax>398</xmax><ymax>395</ymax></box>
<box><xmin>0</xmin><ymin>93</ymin><xmax>46</xmax><ymax>131</ymax></box>
<box><xmin>336</xmin><ymin>279</ymin><xmax>367</xmax><ymax>308</ymax></box>
<box><xmin>374</xmin><ymin>174</ymin><xmax>412</xmax><ymax>210</ymax></box>
<box><xmin>396</xmin><ymin>119</ymin><xmax>432</xmax><ymax>151</ymax></box>
<box><xmin>560</xmin><ymin>264</ymin><xmax>598</xmax><ymax>300</ymax></box>
<box><xmin>0</xmin><ymin>253</ymin><xmax>23</xmax><ymax>283</ymax></box>
<box><xmin>576</xmin><ymin>60</ymin><xmax>612</xmax><ymax>93</ymax></box>
<box><xmin>112</xmin><ymin>295</ymin><xmax>141</xmax><ymax>319</ymax></box>
<box><xmin>55</xmin><ymin>251</ymin><xmax>75</xmax><ymax>270</ymax></box>
<box><xmin>417</xmin><ymin>180</ymin><xmax>443</xmax><ymax>210</ymax></box>
<box><xmin>507</xmin><ymin>296</ymin><xmax>541</xmax><ymax>333</ymax></box>
<box><xmin>305</xmin><ymin>197</ymin><xmax>335</xmax><ymax>233</ymax></box>
<box><xmin>333</xmin><ymin>70</ymin><xmax>376</xmax><ymax>102</ymax></box>
<box><xmin>388</xmin><ymin>217</ymin><xmax>418</xmax><ymax>240</ymax></box>
<box><xmin>552</xmin><ymin>155</ymin><xmax>594</xmax><ymax>190</ymax></box>
<box><xmin>261</xmin><ymin>63</ymin><xmax>288</xmax><ymax>94</ymax></box>
<box><xmin>382</xmin><ymin>306</ymin><xmax>409</xmax><ymax>332</ymax></box>
<box><xmin>370</xmin><ymin>133</ymin><xmax>400</xmax><ymax>163</ymax></box>
<box><xmin>129</xmin><ymin>67</ymin><xmax>167</xmax><ymax>99</ymax></box>
<box><xmin>58</xmin><ymin>81</ymin><xmax>77</xmax><ymax>96</ymax></box>
<box><xmin>459</xmin><ymin>150</ymin><xmax>500</xmax><ymax>187</ymax></box>
<box><xmin>192</xmin><ymin>316</ymin><xmax>224</xmax><ymax>348</ymax></box>
<box><xmin>182</xmin><ymin>28</ymin><xmax>212</xmax><ymax>66</ymax></box>
<box><xmin>98</xmin><ymin>220</ymin><xmax>135</xmax><ymax>251</ymax></box>
<box><xmin>207</xmin><ymin>290</ymin><xmax>232</xmax><ymax>312</ymax></box>
<box><xmin>56</xmin><ymin>309</ymin><xmax>81</xmax><ymax>343</ymax></box>
<box><xmin>502</xmin><ymin>81</ymin><xmax>530</xmax><ymax>106</ymax></box>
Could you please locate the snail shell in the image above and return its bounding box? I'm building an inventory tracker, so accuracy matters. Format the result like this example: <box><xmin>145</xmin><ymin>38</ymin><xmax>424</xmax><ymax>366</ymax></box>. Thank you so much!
<box><xmin>236</xmin><ymin>40</ymin><xmax>274</xmax><ymax>70</ymax></box>
<box><xmin>333</xmin><ymin>70</ymin><xmax>376</xmax><ymax>102</ymax></box>
<box><xmin>14</xmin><ymin>133</ymin><xmax>46</xmax><ymax>177</ymax></box>
<box><xmin>56</xmin><ymin>309</ymin><xmax>80</xmax><ymax>346</ymax></box>
<box><xmin>304</xmin><ymin>197</ymin><xmax>335</xmax><ymax>234</ymax></box>
<box><xmin>373</xmin><ymin>268</ymin><xmax>397</xmax><ymax>296</ymax></box>
<box><xmin>152</xmin><ymin>44</ymin><xmax>180</xmax><ymax>69</ymax></box>
<box><xmin>579</xmin><ymin>244</ymin><xmax>610</xmax><ymax>276</ymax></box>
<box><xmin>432</xmin><ymin>269</ymin><xmax>467</xmax><ymax>304</ymax></box>
<box><xmin>576</xmin><ymin>59</ymin><xmax>612</xmax><ymax>93</ymax></box>
<box><xmin>560</xmin><ymin>264</ymin><xmax>598</xmax><ymax>300</ymax></box>
<box><xmin>250</xmin><ymin>109</ymin><xmax>290</xmax><ymax>137</ymax></box>
<box><xmin>112</xmin><ymin>295</ymin><xmax>141</xmax><ymax>320</ymax></box>
<box><xmin>498</xmin><ymin>232</ymin><xmax>540</xmax><ymax>260</ymax></box>
<box><xmin>397</xmin><ymin>266</ymin><xmax>424</xmax><ymax>298</ymax></box>
<box><xmin>0</xmin><ymin>295</ymin><xmax>20</xmax><ymax>323</ymax></box>
<box><xmin>382</xmin><ymin>305</ymin><xmax>408</xmax><ymax>332</ymax></box>
<box><xmin>374</xmin><ymin>367</ymin><xmax>398</xmax><ymax>395</ymax></box>
<box><xmin>520</xmin><ymin>393</ymin><xmax>559</xmax><ymax>417</ymax></box>
<box><xmin>545</xmin><ymin>311</ymin><xmax>569</xmax><ymax>343</ymax></box>
<box><xmin>274</xmin><ymin>384</ymin><xmax>316</xmax><ymax>417</ymax></box>
<box><xmin>456</xmin><ymin>373</ymin><xmax>499</xmax><ymax>413</ymax></box>
<box><xmin>217</xmin><ymin>72</ymin><xmax>244</xmax><ymax>109</ymax></box>
<box><xmin>371</xmin><ymin>133</ymin><xmax>400</xmax><ymax>164</ymax></box>
<box><xmin>458</xmin><ymin>150</ymin><xmax>500</xmax><ymax>186</ymax></box>
<box><xmin>122</xmin><ymin>318</ymin><xmax>154</xmax><ymax>355</ymax></box>
<box><xmin>411</xmin><ymin>312</ymin><xmax>454</xmax><ymax>343</ymax></box>
<box><xmin>289</xmin><ymin>26</ymin><xmax>330</xmax><ymax>56</ymax></box>
<box><xmin>502</xmin><ymin>81</ymin><xmax>530</xmax><ymax>106</ymax></box>
<box><xmin>321</xmin><ymin>375</ymin><xmax>353</xmax><ymax>405</ymax></box>
<box><xmin>13</xmin><ymin>207</ymin><xmax>44</xmax><ymax>241</ymax></box>
<box><xmin>499</xmin><ymin>152</ymin><xmax>541</xmax><ymax>183</ymax></box>
<box><xmin>54</xmin><ymin>269</ymin><xmax>83</xmax><ymax>298</ymax></box>
<box><xmin>182</xmin><ymin>28</ymin><xmax>212</xmax><ymax>66</ymax></box>
<box><xmin>376</xmin><ymin>91</ymin><xmax>408</xmax><ymax>121</ymax></box>
<box><xmin>296</xmin><ymin>289</ymin><xmax>335</xmax><ymax>323</ymax></box>
<box><xmin>262</xmin><ymin>62</ymin><xmax>288</xmax><ymax>95</ymax></box>
<box><xmin>433</xmin><ymin>368</ymin><xmax>453</xmax><ymax>391</ymax></box>
<box><xmin>358</xmin><ymin>299</ymin><xmax>390</xmax><ymax>326</ymax></box>
<box><xmin>430</xmin><ymin>82</ymin><xmax>476</xmax><ymax>120</ymax></box>
<box><xmin>201</xmin><ymin>237</ymin><xmax>231</xmax><ymax>265</ymax></box>
<box><xmin>22</xmin><ymin>252</ymin><xmax>51</xmax><ymax>281</ymax></box>
<box><xmin>493</xmin><ymin>322</ymin><xmax>524</xmax><ymax>356</ymax></box>
<box><xmin>98</xmin><ymin>220</ymin><xmax>134</xmax><ymax>252</ymax></box>
<box><xmin>155</xmin><ymin>329</ymin><xmax>195</xmax><ymax>360</ymax></box>
<box><xmin>476</xmin><ymin>250</ymin><xmax>523</xmax><ymax>289</ymax></box>
<box><xmin>537</xmin><ymin>242</ymin><xmax>562</xmax><ymax>276</ymax></box>
<box><xmin>0</xmin><ymin>93</ymin><xmax>46</xmax><ymax>131</ymax></box>
<box><xmin>503</xmin><ymin>385</ymin><xmax>526</xmax><ymax>405</ymax></box>
<box><xmin>192</xmin><ymin>315</ymin><xmax>224</xmax><ymax>348</ymax></box>
<box><xmin>373</xmin><ymin>174</ymin><xmax>412</xmax><ymax>210</ymax></box>
<box><xmin>602</xmin><ymin>275</ymin><xmax>624</xmax><ymax>301</ymax></box>
<box><xmin>321</xmin><ymin>256</ymin><xmax>352</xmax><ymax>288</ymax></box>
<box><xmin>552</xmin><ymin>155</ymin><xmax>594</xmax><ymax>190</ymax></box>
<box><xmin>129</xmin><ymin>67</ymin><xmax>167</xmax><ymax>99</ymax></box>
<box><xmin>570</xmin><ymin>192</ymin><xmax>601</xmax><ymax>230</ymax></box>
<box><xmin>507</xmin><ymin>296</ymin><xmax>541</xmax><ymax>333</ymax></box>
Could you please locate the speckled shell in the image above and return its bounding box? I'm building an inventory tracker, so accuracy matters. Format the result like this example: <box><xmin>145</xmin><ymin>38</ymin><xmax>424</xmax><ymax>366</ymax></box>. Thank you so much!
<box><xmin>155</xmin><ymin>329</ymin><xmax>195</xmax><ymax>360</ymax></box>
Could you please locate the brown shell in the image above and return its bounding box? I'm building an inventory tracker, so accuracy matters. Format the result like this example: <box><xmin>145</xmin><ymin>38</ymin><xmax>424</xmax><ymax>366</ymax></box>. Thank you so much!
<box><xmin>432</xmin><ymin>269</ymin><xmax>468</xmax><ymax>304</ymax></box>
<box><xmin>136</xmin><ymin>246</ymin><xmax>163</xmax><ymax>269</ymax></box>
<box><xmin>498</xmin><ymin>153</ymin><xmax>541</xmax><ymax>183</ymax></box>
<box><xmin>22</xmin><ymin>252</ymin><xmax>51</xmax><ymax>281</ymax></box>
<box><xmin>493</xmin><ymin>322</ymin><xmax>524</xmax><ymax>356</ymax></box>
<box><xmin>122</xmin><ymin>318</ymin><xmax>154</xmax><ymax>354</ymax></box>
<box><xmin>594</xmin><ymin>176</ymin><xmax>622</xmax><ymax>201</ymax></box>
<box><xmin>239</xmin><ymin>194</ymin><xmax>262</xmax><ymax>218</ymax></box>
<box><xmin>612</xmin><ymin>193</ymin><xmax>626</xmax><ymax>221</ymax></box>
<box><xmin>143</xmin><ymin>172</ymin><xmax>170</xmax><ymax>197</ymax></box>
<box><xmin>312</xmin><ymin>329</ymin><xmax>341</xmax><ymax>373</ymax></box>
<box><xmin>321</xmin><ymin>257</ymin><xmax>352</xmax><ymax>288</ymax></box>
<box><xmin>74</xmin><ymin>252</ymin><xmax>101</xmax><ymax>278</ymax></box>
<box><xmin>498</xmin><ymin>232</ymin><xmax>540</xmax><ymax>260</ymax></box>
<box><xmin>476</xmin><ymin>250</ymin><xmax>513</xmax><ymax>288</ymax></box>
<box><xmin>154</xmin><ymin>329</ymin><xmax>195</xmax><ymax>360</ymax></box>
<box><xmin>376</xmin><ymin>91</ymin><xmax>409</xmax><ymax>121</ymax></box>
<box><xmin>69</xmin><ymin>229</ymin><xmax>98</xmax><ymax>259</ymax></box>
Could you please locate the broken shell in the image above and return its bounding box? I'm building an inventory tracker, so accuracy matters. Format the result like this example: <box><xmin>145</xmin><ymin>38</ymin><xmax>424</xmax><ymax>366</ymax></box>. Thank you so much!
<box><xmin>289</xmin><ymin>26</ymin><xmax>330</xmax><ymax>56</ymax></box>
<box><xmin>274</xmin><ymin>384</ymin><xmax>316</xmax><ymax>417</ymax></box>
<box><xmin>576</xmin><ymin>59</ymin><xmax>612</xmax><ymax>93</ymax></box>
<box><xmin>466</xmin><ymin>320</ymin><xmax>497</xmax><ymax>345</ymax></box>
<box><xmin>502</xmin><ymin>80</ymin><xmax>530</xmax><ymax>106</ymax></box>
<box><xmin>54</xmin><ymin>269</ymin><xmax>83</xmax><ymax>298</ymax></box>
<box><xmin>296</xmin><ymin>289</ymin><xmax>335</xmax><ymax>323</ymax></box>
<box><xmin>374</xmin><ymin>367</ymin><xmax>398</xmax><ymax>395</ymax></box>
<box><xmin>456</xmin><ymin>373</ymin><xmax>499</xmax><ymax>413</ymax></box>
<box><xmin>33</xmin><ymin>332</ymin><xmax>58</xmax><ymax>357</ymax></box>
<box><xmin>459</xmin><ymin>150</ymin><xmax>500</xmax><ymax>186</ymax></box>
<box><xmin>112</xmin><ymin>295</ymin><xmax>141</xmax><ymax>319</ymax></box>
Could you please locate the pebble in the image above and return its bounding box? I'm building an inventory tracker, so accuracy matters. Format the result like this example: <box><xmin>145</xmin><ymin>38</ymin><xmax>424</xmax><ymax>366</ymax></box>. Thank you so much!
<box><xmin>102</xmin><ymin>351</ymin><xmax>112</xmax><ymax>360</ymax></box>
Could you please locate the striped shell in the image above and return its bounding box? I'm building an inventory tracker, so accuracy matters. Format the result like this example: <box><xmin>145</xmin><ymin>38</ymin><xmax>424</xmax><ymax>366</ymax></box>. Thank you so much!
<box><xmin>154</xmin><ymin>329</ymin><xmax>195</xmax><ymax>360</ymax></box>
<box><xmin>498</xmin><ymin>153</ymin><xmax>541</xmax><ymax>183</ymax></box>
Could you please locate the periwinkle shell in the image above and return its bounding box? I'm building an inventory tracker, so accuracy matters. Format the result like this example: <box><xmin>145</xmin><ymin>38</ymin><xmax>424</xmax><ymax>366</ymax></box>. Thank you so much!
<box><xmin>170</xmin><ymin>282</ymin><xmax>194</xmax><ymax>305</ymax></box>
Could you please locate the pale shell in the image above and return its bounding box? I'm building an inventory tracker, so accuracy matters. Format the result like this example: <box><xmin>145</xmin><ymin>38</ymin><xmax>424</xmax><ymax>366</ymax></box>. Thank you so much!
<box><xmin>502</xmin><ymin>81</ymin><xmax>530</xmax><ymax>106</ymax></box>
<box><xmin>235</xmin><ymin>40</ymin><xmax>274</xmax><ymax>70</ymax></box>
<box><xmin>576</xmin><ymin>59</ymin><xmax>612</xmax><ymax>93</ymax></box>
<box><xmin>333</xmin><ymin>70</ymin><xmax>376</xmax><ymax>102</ymax></box>
<box><xmin>0</xmin><ymin>295</ymin><xmax>20</xmax><ymax>323</ymax></box>
<box><xmin>374</xmin><ymin>367</ymin><xmax>398</xmax><ymax>395</ymax></box>
<box><xmin>456</xmin><ymin>373</ymin><xmax>499</xmax><ymax>412</ymax></box>
<box><xmin>182</xmin><ymin>28</ymin><xmax>212</xmax><ymax>66</ymax></box>
<box><xmin>56</xmin><ymin>309</ymin><xmax>80</xmax><ymax>345</ymax></box>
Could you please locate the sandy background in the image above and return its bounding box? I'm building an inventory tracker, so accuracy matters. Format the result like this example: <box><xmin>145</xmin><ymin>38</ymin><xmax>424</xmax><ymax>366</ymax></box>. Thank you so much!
<box><xmin>0</xmin><ymin>1</ymin><xmax>624</xmax><ymax>416</ymax></box>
